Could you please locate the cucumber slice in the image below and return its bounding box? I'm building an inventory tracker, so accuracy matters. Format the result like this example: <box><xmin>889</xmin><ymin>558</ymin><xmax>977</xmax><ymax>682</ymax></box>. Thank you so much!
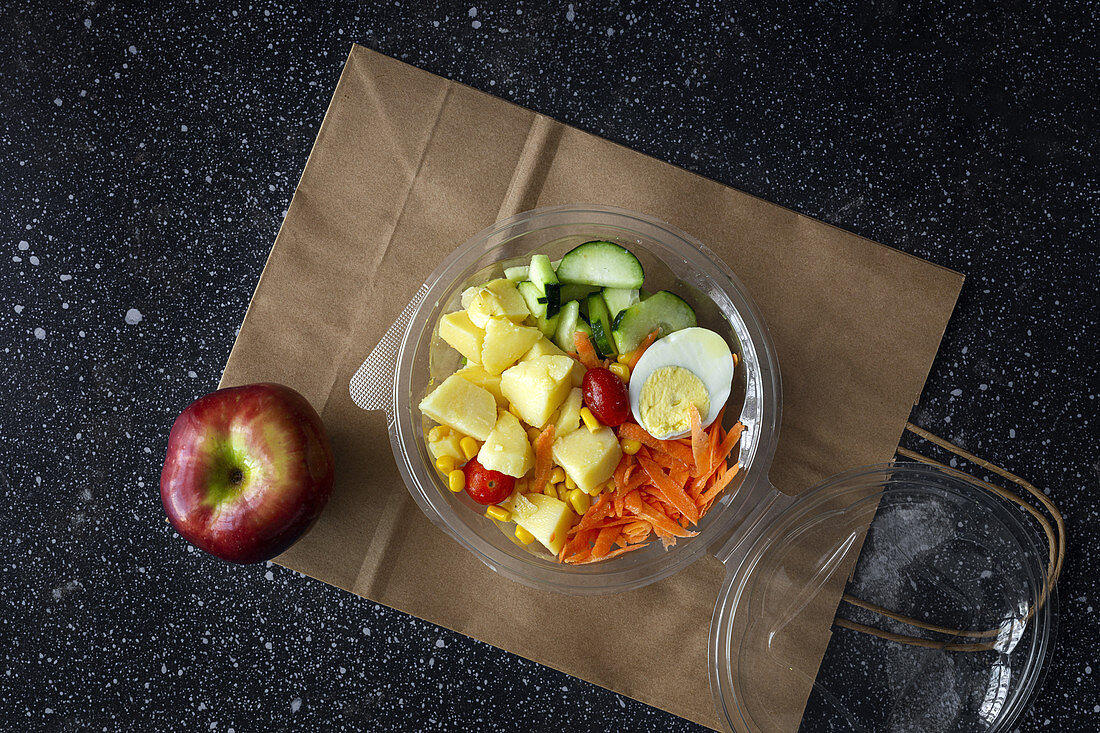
<box><xmin>601</xmin><ymin>288</ymin><xmax>639</xmax><ymax>319</ymax></box>
<box><xmin>536</xmin><ymin>282</ymin><xmax>561</xmax><ymax>318</ymax></box>
<box><xmin>504</xmin><ymin>265</ymin><xmax>529</xmax><ymax>281</ymax></box>
<box><xmin>529</xmin><ymin>254</ymin><xmax>558</xmax><ymax>291</ymax></box>
<box><xmin>586</xmin><ymin>293</ymin><xmax>617</xmax><ymax>356</ymax></box>
<box><xmin>556</xmin><ymin>241</ymin><xmax>645</xmax><ymax>289</ymax></box>
<box><xmin>518</xmin><ymin>281</ymin><xmax>560</xmax><ymax>337</ymax></box>
<box><xmin>559</xmin><ymin>283</ymin><xmax>599</xmax><ymax>303</ymax></box>
<box><xmin>552</xmin><ymin>300</ymin><xmax>584</xmax><ymax>351</ymax></box>
<box><xmin>611</xmin><ymin>291</ymin><xmax>697</xmax><ymax>354</ymax></box>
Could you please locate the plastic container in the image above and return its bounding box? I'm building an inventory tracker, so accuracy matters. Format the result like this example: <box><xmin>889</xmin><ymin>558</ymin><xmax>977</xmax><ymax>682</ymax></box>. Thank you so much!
<box><xmin>351</xmin><ymin>204</ymin><xmax>1056</xmax><ymax>731</ymax></box>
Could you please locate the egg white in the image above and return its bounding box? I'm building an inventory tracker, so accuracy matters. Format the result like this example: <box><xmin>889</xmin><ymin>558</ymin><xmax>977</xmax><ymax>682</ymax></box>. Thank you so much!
<box><xmin>628</xmin><ymin>327</ymin><xmax>734</xmax><ymax>439</ymax></box>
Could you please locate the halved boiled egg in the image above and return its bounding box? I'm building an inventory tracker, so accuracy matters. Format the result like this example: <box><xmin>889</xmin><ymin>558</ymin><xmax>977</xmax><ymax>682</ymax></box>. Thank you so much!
<box><xmin>627</xmin><ymin>327</ymin><xmax>734</xmax><ymax>440</ymax></box>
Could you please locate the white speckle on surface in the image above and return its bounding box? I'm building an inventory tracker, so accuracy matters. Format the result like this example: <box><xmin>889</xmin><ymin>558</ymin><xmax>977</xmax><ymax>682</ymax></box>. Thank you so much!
<box><xmin>83</xmin><ymin>18</ymin><xmax>91</xmax><ymax>28</ymax></box>
<box><xmin>468</xmin><ymin>6</ymin><xmax>477</xmax><ymax>17</ymax></box>
<box><xmin>129</xmin><ymin>45</ymin><xmax>138</xmax><ymax>54</ymax></box>
<box><xmin>264</xmin><ymin>570</ymin><xmax>274</xmax><ymax>581</ymax></box>
<box><xmin>34</xmin><ymin>327</ymin><xmax>46</xmax><ymax>340</ymax></box>
<box><xmin>566</xmin><ymin>4</ymin><xmax>575</xmax><ymax>21</ymax></box>
<box><xmin>18</xmin><ymin>240</ymin><xmax>29</xmax><ymax>250</ymax></box>
<box><xmin>291</xmin><ymin>698</ymin><xmax>302</xmax><ymax>713</ymax></box>
<box><xmin>181</xmin><ymin>124</ymin><xmax>188</xmax><ymax>132</ymax></box>
<box><xmin>13</xmin><ymin>305</ymin><xmax>23</xmax><ymax>314</ymax></box>
<box><xmin>125</xmin><ymin>308</ymin><xmax>143</xmax><ymax>325</ymax></box>
<box><xmin>435</xmin><ymin>639</ymin><xmax>445</xmax><ymax>648</ymax></box>
<box><xmin>60</xmin><ymin>274</ymin><xmax>72</xmax><ymax>281</ymax></box>
<box><xmin>471</xmin><ymin>20</ymin><xmax>481</xmax><ymax>29</ymax></box>
<box><xmin>54</xmin><ymin>97</ymin><xmax>62</xmax><ymax>106</ymax></box>
<box><xmin>950</xmin><ymin>388</ymin><xmax>962</xmax><ymax>396</ymax></box>
<box><xmin>188</xmin><ymin>370</ymin><xmax>197</xmax><ymax>378</ymax></box>
<box><xmin>29</xmin><ymin>255</ymin><xmax>39</xmax><ymax>265</ymax></box>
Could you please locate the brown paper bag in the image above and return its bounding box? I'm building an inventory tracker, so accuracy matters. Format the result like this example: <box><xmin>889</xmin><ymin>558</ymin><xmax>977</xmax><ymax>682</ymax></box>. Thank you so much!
<box><xmin>220</xmin><ymin>45</ymin><xmax>963</xmax><ymax>730</ymax></box>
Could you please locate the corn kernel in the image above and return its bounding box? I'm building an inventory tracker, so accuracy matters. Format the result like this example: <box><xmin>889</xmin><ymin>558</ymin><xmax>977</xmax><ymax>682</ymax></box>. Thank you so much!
<box><xmin>485</xmin><ymin>505</ymin><xmax>511</xmax><ymax>522</ymax></box>
<box><xmin>580</xmin><ymin>407</ymin><xmax>600</xmax><ymax>433</ymax></box>
<box><xmin>435</xmin><ymin>455</ymin><xmax>456</xmax><ymax>474</ymax></box>
<box><xmin>428</xmin><ymin>425</ymin><xmax>450</xmax><ymax>442</ymax></box>
<box><xmin>609</xmin><ymin>362</ymin><xmax>630</xmax><ymax>382</ymax></box>
<box><xmin>460</xmin><ymin>437</ymin><xmax>480</xmax><ymax>461</ymax></box>
<box><xmin>526</xmin><ymin>426</ymin><xmax>542</xmax><ymax>442</ymax></box>
<box><xmin>550</xmin><ymin>467</ymin><xmax>565</xmax><ymax>484</ymax></box>
<box><xmin>515</xmin><ymin>525</ymin><xmax>536</xmax><ymax>545</ymax></box>
<box><xmin>620</xmin><ymin>439</ymin><xmax>642</xmax><ymax>455</ymax></box>
<box><xmin>543</xmin><ymin>482</ymin><xmax>557</xmax><ymax>497</ymax></box>
<box><xmin>447</xmin><ymin>469</ymin><xmax>465</xmax><ymax>493</ymax></box>
<box><xmin>564</xmin><ymin>474</ymin><xmax>577</xmax><ymax>491</ymax></box>
<box><xmin>567</xmin><ymin>489</ymin><xmax>590</xmax><ymax>515</ymax></box>
<box><xmin>617</xmin><ymin>351</ymin><xmax>633</xmax><ymax>365</ymax></box>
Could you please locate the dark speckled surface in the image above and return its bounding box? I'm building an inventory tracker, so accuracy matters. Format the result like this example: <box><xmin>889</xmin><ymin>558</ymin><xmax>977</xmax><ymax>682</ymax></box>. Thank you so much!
<box><xmin>2</xmin><ymin>2</ymin><xmax>1096</xmax><ymax>731</ymax></box>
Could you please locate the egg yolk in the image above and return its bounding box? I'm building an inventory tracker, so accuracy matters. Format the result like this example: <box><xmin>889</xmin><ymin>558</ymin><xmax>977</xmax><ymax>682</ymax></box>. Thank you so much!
<box><xmin>639</xmin><ymin>366</ymin><xmax>711</xmax><ymax>437</ymax></box>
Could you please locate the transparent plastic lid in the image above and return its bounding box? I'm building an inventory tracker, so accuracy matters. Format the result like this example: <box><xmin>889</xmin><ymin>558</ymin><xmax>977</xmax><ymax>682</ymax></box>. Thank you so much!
<box><xmin>710</xmin><ymin>463</ymin><xmax>1057</xmax><ymax>733</ymax></box>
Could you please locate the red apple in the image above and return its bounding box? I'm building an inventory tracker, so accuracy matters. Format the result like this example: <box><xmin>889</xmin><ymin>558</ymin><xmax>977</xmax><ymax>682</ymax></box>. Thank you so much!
<box><xmin>160</xmin><ymin>383</ymin><xmax>334</xmax><ymax>564</ymax></box>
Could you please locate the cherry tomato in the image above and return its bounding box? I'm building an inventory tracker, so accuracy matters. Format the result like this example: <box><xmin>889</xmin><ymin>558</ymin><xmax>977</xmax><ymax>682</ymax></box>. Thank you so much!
<box><xmin>463</xmin><ymin>458</ymin><xmax>515</xmax><ymax>505</ymax></box>
<box><xmin>582</xmin><ymin>367</ymin><xmax>631</xmax><ymax>426</ymax></box>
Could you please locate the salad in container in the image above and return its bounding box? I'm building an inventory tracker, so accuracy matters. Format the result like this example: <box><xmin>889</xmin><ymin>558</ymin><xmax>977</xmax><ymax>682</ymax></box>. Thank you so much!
<box><xmin>350</xmin><ymin>205</ymin><xmax>1056</xmax><ymax>732</ymax></box>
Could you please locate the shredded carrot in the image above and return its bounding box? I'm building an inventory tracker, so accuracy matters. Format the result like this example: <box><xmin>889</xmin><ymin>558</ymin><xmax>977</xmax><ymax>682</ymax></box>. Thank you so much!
<box><xmin>617</xmin><ymin>422</ymin><xmax>693</xmax><ymax>467</ymax></box>
<box><xmin>592</xmin><ymin>525</ymin><xmax>622</xmax><ymax>559</ymax></box>
<box><xmin>612</xmin><ymin>453</ymin><xmax>634</xmax><ymax>493</ymax></box>
<box><xmin>571</xmin><ymin>493</ymin><xmax>615</xmax><ymax>532</ymax></box>
<box><xmin>689</xmin><ymin>404</ymin><xmax>707</xmax><ymax>476</ymax></box>
<box><xmin>563</xmin><ymin>546</ymin><xmax>592</xmax><ymax>564</ymax></box>
<box><xmin>559</xmin><ymin>528</ymin><xmax>592</xmax><ymax>562</ymax></box>
<box><xmin>530</xmin><ymin>424</ymin><xmax>556</xmax><ymax>495</ymax></box>
<box><xmin>627</xmin><ymin>329</ymin><xmax>660</xmax><ymax>370</ymax></box>
<box><xmin>574</xmin><ymin>332</ymin><xmax>601</xmax><ymax>371</ymax></box>
<box><xmin>565</xmin><ymin>543</ymin><xmax>644</xmax><ymax>564</ymax></box>
<box><xmin>624</xmin><ymin>491</ymin><xmax>696</xmax><ymax>537</ymax></box>
<box><xmin>637</xmin><ymin>454</ymin><xmax>699</xmax><ymax>524</ymax></box>
<box><xmin>698</xmin><ymin>463</ymin><xmax>741</xmax><ymax>510</ymax></box>
<box><xmin>552</xmin><ymin>402</ymin><xmax>742</xmax><ymax>564</ymax></box>
<box><xmin>575</xmin><ymin>516</ymin><xmax>634</xmax><ymax>532</ymax></box>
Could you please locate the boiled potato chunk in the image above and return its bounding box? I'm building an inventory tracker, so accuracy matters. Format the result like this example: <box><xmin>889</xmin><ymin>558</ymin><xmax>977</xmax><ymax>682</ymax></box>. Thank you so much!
<box><xmin>552</xmin><ymin>426</ymin><xmax>623</xmax><ymax>495</ymax></box>
<box><xmin>522</xmin><ymin>337</ymin><xmax>584</xmax><ymax>387</ymax></box>
<box><xmin>484</xmin><ymin>279</ymin><xmax>531</xmax><ymax>319</ymax></box>
<box><xmin>509</xmin><ymin>491</ymin><xmax>539</xmax><ymax>522</ymax></box>
<box><xmin>455</xmin><ymin>364</ymin><xmax>507</xmax><ymax>407</ymax></box>
<box><xmin>438</xmin><ymin>311</ymin><xmax>484</xmax><ymax>364</ymax></box>
<box><xmin>481</xmin><ymin>317</ymin><xmax>542</xmax><ymax>375</ymax></box>
<box><xmin>478</xmin><ymin>411</ymin><xmax>535</xmax><ymax>477</ymax></box>
<box><xmin>515</xmin><ymin>493</ymin><xmax>577</xmax><ymax>555</ymax></box>
<box><xmin>427</xmin><ymin>432</ymin><xmax>465</xmax><ymax>464</ymax></box>
<box><xmin>464</xmin><ymin>279</ymin><xmax>530</xmax><ymax>328</ymax></box>
<box><xmin>522</xmin><ymin>337</ymin><xmax>568</xmax><ymax>361</ymax></box>
<box><xmin>418</xmin><ymin>374</ymin><xmax>497</xmax><ymax>441</ymax></box>
<box><xmin>553</xmin><ymin>387</ymin><xmax>584</xmax><ymax>438</ymax></box>
<box><xmin>499</xmin><ymin>355</ymin><xmax>574</xmax><ymax>428</ymax></box>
